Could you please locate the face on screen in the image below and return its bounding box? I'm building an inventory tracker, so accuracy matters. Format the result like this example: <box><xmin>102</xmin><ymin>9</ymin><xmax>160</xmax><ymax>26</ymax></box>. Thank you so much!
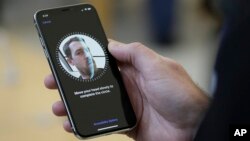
<box><xmin>58</xmin><ymin>34</ymin><xmax>106</xmax><ymax>81</ymax></box>
<box><xmin>35</xmin><ymin>4</ymin><xmax>136</xmax><ymax>138</ymax></box>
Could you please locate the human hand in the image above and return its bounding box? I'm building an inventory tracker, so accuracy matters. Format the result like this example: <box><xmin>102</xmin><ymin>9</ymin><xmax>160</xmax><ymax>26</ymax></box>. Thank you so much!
<box><xmin>45</xmin><ymin>40</ymin><xmax>209</xmax><ymax>141</ymax></box>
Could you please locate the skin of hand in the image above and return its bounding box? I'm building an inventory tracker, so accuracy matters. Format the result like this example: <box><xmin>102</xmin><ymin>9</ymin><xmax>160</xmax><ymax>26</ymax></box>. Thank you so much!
<box><xmin>44</xmin><ymin>40</ymin><xmax>210</xmax><ymax>141</ymax></box>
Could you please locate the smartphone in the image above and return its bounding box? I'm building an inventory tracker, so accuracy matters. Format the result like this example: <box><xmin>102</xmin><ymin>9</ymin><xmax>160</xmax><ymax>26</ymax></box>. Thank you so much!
<box><xmin>34</xmin><ymin>3</ymin><xmax>136</xmax><ymax>139</ymax></box>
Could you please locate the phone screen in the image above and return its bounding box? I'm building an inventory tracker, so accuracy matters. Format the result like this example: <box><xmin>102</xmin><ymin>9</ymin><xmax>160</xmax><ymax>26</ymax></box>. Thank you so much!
<box><xmin>35</xmin><ymin>4</ymin><xmax>136</xmax><ymax>138</ymax></box>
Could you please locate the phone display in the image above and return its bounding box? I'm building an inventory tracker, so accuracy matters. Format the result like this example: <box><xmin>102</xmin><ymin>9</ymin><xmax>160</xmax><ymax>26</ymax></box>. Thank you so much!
<box><xmin>34</xmin><ymin>4</ymin><xmax>136</xmax><ymax>139</ymax></box>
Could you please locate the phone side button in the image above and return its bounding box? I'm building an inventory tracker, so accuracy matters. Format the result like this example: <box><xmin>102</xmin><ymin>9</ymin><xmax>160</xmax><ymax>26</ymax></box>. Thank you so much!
<box><xmin>39</xmin><ymin>37</ymin><xmax>45</xmax><ymax>48</ymax></box>
<box><xmin>43</xmin><ymin>49</ymin><xmax>49</xmax><ymax>58</ymax></box>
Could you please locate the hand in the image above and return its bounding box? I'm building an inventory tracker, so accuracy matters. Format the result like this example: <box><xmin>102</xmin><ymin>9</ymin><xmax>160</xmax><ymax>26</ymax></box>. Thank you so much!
<box><xmin>45</xmin><ymin>40</ymin><xmax>209</xmax><ymax>141</ymax></box>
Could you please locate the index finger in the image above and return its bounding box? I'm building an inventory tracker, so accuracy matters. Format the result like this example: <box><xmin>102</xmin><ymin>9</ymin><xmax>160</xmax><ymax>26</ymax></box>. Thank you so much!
<box><xmin>44</xmin><ymin>74</ymin><xmax>57</xmax><ymax>89</ymax></box>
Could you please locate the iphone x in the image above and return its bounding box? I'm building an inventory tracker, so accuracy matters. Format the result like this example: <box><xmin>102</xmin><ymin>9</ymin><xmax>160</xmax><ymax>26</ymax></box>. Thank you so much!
<box><xmin>34</xmin><ymin>3</ymin><xmax>136</xmax><ymax>139</ymax></box>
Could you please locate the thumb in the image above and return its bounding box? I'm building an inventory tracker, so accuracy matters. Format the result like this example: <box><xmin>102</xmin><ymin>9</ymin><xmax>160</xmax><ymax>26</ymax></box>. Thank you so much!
<box><xmin>108</xmin><ymin>39</ymin><xmax>158</xmax><ymax>69</ymax></box>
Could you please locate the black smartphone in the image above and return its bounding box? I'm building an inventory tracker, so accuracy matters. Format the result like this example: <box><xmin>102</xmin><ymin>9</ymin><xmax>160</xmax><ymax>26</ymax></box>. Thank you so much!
<box><xmin>34</xmin><ymin>3</ymin><xmax>136</xmax><ymax>139</ymax></box>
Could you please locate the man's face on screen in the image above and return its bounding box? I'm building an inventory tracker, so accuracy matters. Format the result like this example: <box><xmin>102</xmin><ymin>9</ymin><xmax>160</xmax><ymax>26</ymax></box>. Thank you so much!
<box><xmin>68</xmin><ymin>41</ymin><xmax>94</xmax><ymax>76</ymax></box>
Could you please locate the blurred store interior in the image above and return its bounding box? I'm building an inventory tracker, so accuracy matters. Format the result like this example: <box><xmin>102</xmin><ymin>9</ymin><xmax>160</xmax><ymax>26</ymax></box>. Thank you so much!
<box><xmin>0</xmin><ymin>0</ymin><xmax>220</xmax><ymax>140</ymax></box>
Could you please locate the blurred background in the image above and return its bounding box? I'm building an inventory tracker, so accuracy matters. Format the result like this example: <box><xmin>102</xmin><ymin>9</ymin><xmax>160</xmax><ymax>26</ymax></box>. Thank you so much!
<box><xmin>0</xmin><ymin>0</ymin><xmax>221</xmax><ymax>140</ymax></box>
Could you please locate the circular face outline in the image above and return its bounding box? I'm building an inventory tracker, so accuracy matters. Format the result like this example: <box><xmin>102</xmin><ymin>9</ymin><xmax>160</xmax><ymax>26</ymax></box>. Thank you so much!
<box><xmin>56</xmin><ymin>32</ymin><xmax>109</xmax><ymax>82</ymax></box>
